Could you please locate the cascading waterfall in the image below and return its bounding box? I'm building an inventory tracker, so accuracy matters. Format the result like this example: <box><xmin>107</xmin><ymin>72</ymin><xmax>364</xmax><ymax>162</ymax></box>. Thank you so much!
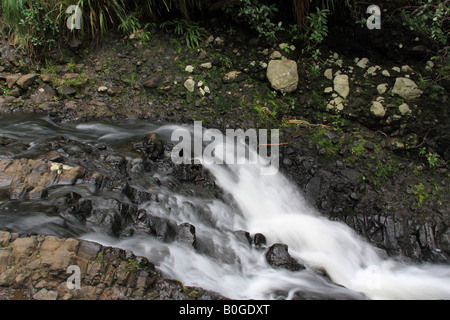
<box><xmin>149</xmin><ymin>124</ymin><xmax>450</xmax><ymax>300</ymax></box>
<box><xmin>1</xmin><ymin>116</ymin><xmax>449</xmax><ymax>300</ymax></box>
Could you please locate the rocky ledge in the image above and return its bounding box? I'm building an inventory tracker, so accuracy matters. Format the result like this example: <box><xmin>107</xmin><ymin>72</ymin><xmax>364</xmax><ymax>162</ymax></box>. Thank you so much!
<box><xmin>0</xmin><ymin>231</ymin><xmax>224</xmax><ymax>300</ymax></box>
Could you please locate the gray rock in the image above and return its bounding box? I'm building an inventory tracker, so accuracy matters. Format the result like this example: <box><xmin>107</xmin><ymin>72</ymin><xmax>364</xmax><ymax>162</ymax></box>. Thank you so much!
<box><xmin>176</xmin><ymin>223</ymin><xmax>197</xmax><ymax>247</ymax></box>
<box><xmin>265</xmin><ymin>243</ymin><xmax>305</xmax><ymax>271</ymax></box>
<box><xmin>266</xmin><ymin>59</ymin><xmax>299</xmax><ymax>93</ymax></box>
<box><xmin>17</xmin><ymin>73</ymin><xmax>39</xmax><ymax>89</ymax></box>
<box><xmin>58</xmin><ymin>86</ymin><xmax>76</xmax><ymax>96</ymax></box>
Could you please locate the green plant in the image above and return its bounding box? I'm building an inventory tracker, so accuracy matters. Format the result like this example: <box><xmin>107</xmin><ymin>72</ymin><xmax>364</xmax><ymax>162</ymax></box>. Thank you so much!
<box><xmin>74</xmin><ymin>0</ymin><xmax>127</xmax><ymax>39</ymax></box>
<box><xmin>411</xmin><ymin>182</ymin><xmax>427</xmax><ymax>207</ymax></box>
<box><xmin>426</xmin><ymin>152</ymin><xmax>440</xmax><ymax>168</ymax></box>
<box><xmin>399</xmin><ymin>0</ymin><xmax>449</xmax><ymax>46</ymax></box>
<box><xmin>306</xmin><ymin>7</ymin><xmax>329</xmax><ymax>44</ymax></box>
<box><xmin>160</xmin><ymin>18</ymin><xmax>205</xmax><ymax>48</ymax></box>
<box><xmin>223</xmin><ymin>0</ymin><xmax>284</xmax><ymax>42</ymax></box>
<box><xmin>137</xmin><ymin>0</ymin><xmax>206</xmax><ymax>21</ymax></box>
<box><xmin>1</xmin><ymin>0</ymin><xmax>63</xmax><ymax>58</ymax></box>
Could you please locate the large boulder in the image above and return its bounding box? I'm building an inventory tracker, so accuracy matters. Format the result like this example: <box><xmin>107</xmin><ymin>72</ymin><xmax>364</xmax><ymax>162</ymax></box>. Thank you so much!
<box><xmin>392</xmin><ymin>77</ymin><xmax>423</xmax><ymax>100</ymax></box>
<box><xmin>266</xmin><ymin>59</ymin><xmax>299</xmax><ymax>93</ymax></box>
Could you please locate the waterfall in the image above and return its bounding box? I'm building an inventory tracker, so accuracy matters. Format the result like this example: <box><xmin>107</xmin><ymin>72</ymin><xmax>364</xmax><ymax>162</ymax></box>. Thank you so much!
<box><xmin>104</xmin><ymin>123</ymin><xmax>450</xmax><ymax>300</ymax></box>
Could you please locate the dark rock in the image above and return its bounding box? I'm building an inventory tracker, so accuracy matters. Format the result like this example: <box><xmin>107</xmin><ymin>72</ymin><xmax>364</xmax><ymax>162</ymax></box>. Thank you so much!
<box><xmin>133</xmin><ymin>133</ymin><xmax>165</xmax><ymax>161</ymax></box>
<box><xmin>306</xmin><ymin>176</ymin><xmax>321</xmax><ymax>203</ymax></box>
<box><xmin>17</xmin><ymin>73</ymin><xmax>39</xmax><ymax>89</ymax></box>
<box><xmin>68</xmin><ymin>199</ymin><xmax>93</xmax><ymax>222</ymax></box>
<box><xmin>340</xmin><ymin>169</ymin><xmax>359</xmax><ymax>183</ymax></box>
<box><xmin>58</xmin><ymin>86</ymin><xmax>76</xmax><ymax>96</ymax></box>
<box><xmin>176</xmin><ymin>222</ymin><xmax>197</xmax><ymax>248</ymax></box>
<box><xmin>253</xmin><ymin>233</ymin><xmax>267</xmax><ymax>248</ymax></box>
<box><xmin>147</xmin><ymin>215</ymin><xmax>178</xmax><ymax>242</ymax></box>
<box><xmin>265</xmin><ymin>243</ymin><xmax>305</xmax><ymax>271</ymax></box>
<box><xmin>233</xmin><ymin>230</ymin><xmax>252</xmax><ymax>245</ymax></box>
<box><xmin>363</xmin><ymin>141</ymin><xmax>375</xmax><ymax>151</ymax></box>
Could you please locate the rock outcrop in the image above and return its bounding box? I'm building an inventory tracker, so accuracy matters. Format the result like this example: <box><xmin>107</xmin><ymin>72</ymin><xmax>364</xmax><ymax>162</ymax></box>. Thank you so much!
<box><xmin>0</xmin><ymin>231</ymin><xmax>223</xmax><ymax>300</ymax></box>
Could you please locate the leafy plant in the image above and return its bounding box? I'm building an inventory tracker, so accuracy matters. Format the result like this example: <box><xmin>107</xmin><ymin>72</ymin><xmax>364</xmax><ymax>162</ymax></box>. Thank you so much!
<box><xmin>160</xmin><ymin>18</ymin><xmax>205</xmax><ymax>48</ymax></box>
<box><xmin>306</xmin><ymin>7</ymin><xmax>330</xmax><ymax>44</ymax></box>
<box><xmin>223</xmin><ymin>0</ymin><xmax>284</xmax><ymax>42</ymax></box>
<box><xmin>399</xmin><ymin>0</ymin><xmax>449</xmax><ymax>46</ymax></box>
<box><xmin>73</xmin><ymin>0</ymin><xmax>127</xmax><ymax>39</ymax></box>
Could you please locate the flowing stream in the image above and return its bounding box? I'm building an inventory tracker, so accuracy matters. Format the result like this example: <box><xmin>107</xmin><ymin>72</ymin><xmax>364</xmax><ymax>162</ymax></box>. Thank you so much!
<box><xmin>1</xmin><ymin>114</ymin><xmax>449</xmax><ymax>300</ymax></box>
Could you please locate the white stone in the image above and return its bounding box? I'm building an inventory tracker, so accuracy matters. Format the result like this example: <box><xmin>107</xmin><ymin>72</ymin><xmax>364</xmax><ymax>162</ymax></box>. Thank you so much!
<box><xmin>185</xmin><ymin>65</ymin><xmax>194</xmax><ymax>73</ymax></box>
<box><xmin>356</xmin><ymin>57</ymin><xmax>369</xmax><ymax>68</ymax></box>
<box><xmin>399</xmin><ymin>103</ymin><xmax>411</xmax><ymax>115</ymax></box>
<box><xmin>370</xmin><ymin>101</ymin><xmax>386</xmax><ymax>117</ymax></box>
<box><xmin>366</xmin><ymin>66</ymin><xmax>378</xmax><ymax>76</ymax></box>
<box><xmin>266</xmin><ymin>59</ymin><xmax>299</xmax><ymax>93</ymax></box>
<box><xmin>270</xmin><ymin>51</ymin><xmax>282</xmax><ymax>59</ymax></box>
<box><xmin>324</xmin><ymin>87</ymin><xmax>333</xmax><ymax>93</ymax></box>
<box><xmin>97</xmin><ymin>86</ymin><xmax>108</xmax><ymax>93</ymax></box>
<box><xmin>200</xmin><ymin>62</ymin><xmax>212</xmax><ymax>69</ymax></box>
<box><xmin>392</xmin><ymin>77</ymin><xmax>423</xmax><ymax>100</ymax></box>
<box><xmin>377</xmin><ymin>83</ymin><xmax>388</xmax><ymax>95</ymax></box>
<box><xmin>382</xmin><ymin>70</ymin><xmax>390</xmax><ymax>77</ymax></box>
<box><xmin>333</xmin><ymin>74</ymin><xmax>350</xmax><ymax>98</ymax></box>
<box><xmin>392</xmin><ymin>66</ymin><xmax>401</xmax><ymax>73</ymax></box>
<box><xmin>184</xmin><ymin>78</ymin><xmax>195</xmax><ymax>92</ymax></box>
<box><xmin>401</xmin><ymin>65</ymin><xmax>414</xmax><ymax>73</ymax></box>
<box><xmin>324</xmin><ymin>68</ymin><xmax>333</xmax><ymax>80</ymax></box>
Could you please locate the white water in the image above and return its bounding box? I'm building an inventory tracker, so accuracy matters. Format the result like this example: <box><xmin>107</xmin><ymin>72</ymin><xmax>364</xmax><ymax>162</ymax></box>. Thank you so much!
<box><xmin>82</xmin><ymin>124</ymin><xmax>450</xmax><ymax>300</ymax></box>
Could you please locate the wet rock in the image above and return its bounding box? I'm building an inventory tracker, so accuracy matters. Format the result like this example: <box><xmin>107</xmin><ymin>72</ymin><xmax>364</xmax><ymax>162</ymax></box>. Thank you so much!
<box><xmin>176</xmin><ymin>223</ymin><xmax>197</xmax><ymax>248</ymax></box>
<box><xmin>68</xmin><ymin>199</ymin><xmax>93</xmax><ymax>222</ymax></box>
<box><xmin>265</xmin><ymin>243</ymin><xmax>305</xmax><ymax>271</ymax></box>
<box><xmin>133</xmin><ymin>133</ymin><xmax>164</xmax><ymax>161</ymax></box>
<box><xmin>253</xmin><ymin>233</ymin><xmax>267</xmax><ymax>248</ymax></box>
<box><xmin>147</xmin><ymin>215</ymin><xmax>178</xmax><ymax>242</ymax></box>
<box><xmin>266</xmin><ymin>60</ymin><xmax>298</xmax><ymax>93</ymax></box>
<box><xmin>233</xmin><ymin>230</ymin><xmax>252</xmax><ymax>246</ymax></box>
